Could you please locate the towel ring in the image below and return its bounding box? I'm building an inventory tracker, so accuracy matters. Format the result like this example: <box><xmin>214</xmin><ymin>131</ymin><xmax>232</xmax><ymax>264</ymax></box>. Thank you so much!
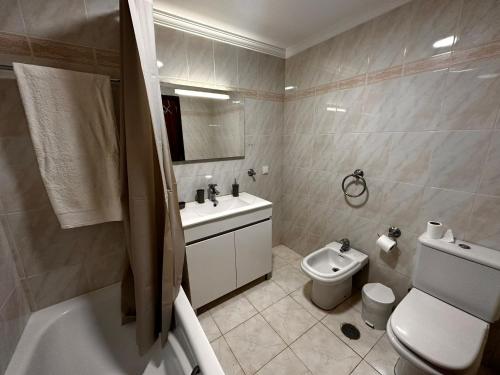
<box><xmin>342</xmin><ymin>169</ymin><xmax>367</xmax><ymax>198</ymax></box>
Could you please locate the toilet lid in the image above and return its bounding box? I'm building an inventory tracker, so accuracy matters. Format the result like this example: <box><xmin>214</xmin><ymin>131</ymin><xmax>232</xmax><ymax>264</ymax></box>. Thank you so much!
<box><xmin>391</xmin><ymin>289</ymin><xmax>489</xmax><ymax>371</ymax></box>
<box><xmin>363</xmin><ymin>283</ymin><xmax>395</xmax><ymax>304</ymax></box>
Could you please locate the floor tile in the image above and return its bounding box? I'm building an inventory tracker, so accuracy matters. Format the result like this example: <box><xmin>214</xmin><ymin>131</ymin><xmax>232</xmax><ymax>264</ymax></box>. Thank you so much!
<box><xmin>225</xmin><ymin>314</ymin><xmax>287</xmax><ymax>375</ymax></box>
<box><xmin>290</xmin><ymin>323</ymin><xmax>361</xmax><ymax>375</ymax></box>
<box><xmin>322</xmin><ymin>298</ymin><xmax>384</xmax><ymax>357</ymax></box>
<box><xmin>198</xmin><ymin>311</ymin><xmax>222</xmax><ymax>342</ymax></box>
<box><xmin>272</xmin><ymin>254</ymin><xmax>289</xmax><ymax>271</ymax></box>
<box><xmin>290</xmin><ymin>281</ymin><xmax>328</xmax><ymax>321</ymax></box>
<box><xmin>346</xmin><ymin>292</ymin><xmax>363</xmax><ymax>313</ymax></box>
<box><xmin>272</xmin><ymin>265</ymin><xmax>309</xmax><ymax>294</ymax></box>
<box><xmin>262</xmin><ymin>296</ymin><xmax>317</xmax><ymax>344</ymax></box>
<box><xmin>365</xmin><ymin>334</ymin><xmax>399</xmax><ymax>375</ymax></box>
<box><xmin>210</xmin><ymin>294</ymin><xmax>257</xmax><ymax>334</ymax></box>
<box><xmin>256</xmin><ymin>348</ymin><xmax>311</xmax><ymax>375</ymax></box>
<box><xmin>351</xmin><ymin>360</ymin><xmax>380</xmax><ymax>375</ymax></box>
<box><xmin>244</xmin><ymin>280</ymin><xmax>287</xmax><ymax>312</ymax></box>
<box><xmin>272</xmin><ymin>245</ymin><xmax>302</xmax><ymax>263</ymax></box>
<box><xmin>211</xmin><ymin>336</ymin><xmax>245</xmax><ymax>375</ymax></box>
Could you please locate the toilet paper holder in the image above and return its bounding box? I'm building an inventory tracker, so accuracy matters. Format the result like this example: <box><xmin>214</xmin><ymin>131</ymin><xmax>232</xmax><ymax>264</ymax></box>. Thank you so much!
<box><xmin>377</xmin><ymin>226</ymin><xmax>402</xmax><ymax>239</ymax></box>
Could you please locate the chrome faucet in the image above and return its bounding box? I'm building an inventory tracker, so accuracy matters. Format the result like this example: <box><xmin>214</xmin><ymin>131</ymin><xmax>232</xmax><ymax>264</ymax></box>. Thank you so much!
<box><xmin>207</xmin><ymin>183</ymin><xmax>220</xmax><ymax>206</ymax></box>
<box><xmin>339</xmin><ymin>238</ymin><xmax>350</xmax><ymax>253</ymax></box>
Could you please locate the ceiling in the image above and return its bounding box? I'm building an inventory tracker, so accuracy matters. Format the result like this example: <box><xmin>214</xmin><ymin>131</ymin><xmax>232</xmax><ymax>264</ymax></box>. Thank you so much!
<box><xmin>153</xmin><ymin>0</ymin><xmax>410</xmax><ymax>57</ymax></box>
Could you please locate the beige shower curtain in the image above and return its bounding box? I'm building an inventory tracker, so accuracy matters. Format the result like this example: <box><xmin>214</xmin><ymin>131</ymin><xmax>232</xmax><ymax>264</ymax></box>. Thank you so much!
<box><xmin>119</xmin><ymin>0</ymin><xmax>185</xmax><ymax>354</ymax></box>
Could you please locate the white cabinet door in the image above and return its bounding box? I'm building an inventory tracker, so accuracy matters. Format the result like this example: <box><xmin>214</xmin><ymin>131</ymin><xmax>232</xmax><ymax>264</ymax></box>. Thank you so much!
<box><xmin>186</xmin><ymin>232</ymin><xmax>236</xmax><ymax>309</ymax></box>
<box><xmin>235</xmin><ymin>220</ymin><xmax>272</xmax><ymax>288</ymax></box>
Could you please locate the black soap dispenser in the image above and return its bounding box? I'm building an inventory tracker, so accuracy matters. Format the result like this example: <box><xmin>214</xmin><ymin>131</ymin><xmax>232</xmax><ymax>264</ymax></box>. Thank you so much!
<box><xmin>232</xmin><ymin>178</ymin><xmax>239</xmax><ymax>197</ymax></box>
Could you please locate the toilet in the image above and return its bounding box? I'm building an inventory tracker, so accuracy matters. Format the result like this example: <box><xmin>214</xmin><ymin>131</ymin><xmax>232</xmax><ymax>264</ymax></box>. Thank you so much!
<box><xmin>301</xmin><ymin>241</ymin><xmax>368</xmax><ymax>310</ymax></box>
<box><xmin>386</xmin><ymin>234</ymin><xmax>500</xmax><ymax>375</ymax></box>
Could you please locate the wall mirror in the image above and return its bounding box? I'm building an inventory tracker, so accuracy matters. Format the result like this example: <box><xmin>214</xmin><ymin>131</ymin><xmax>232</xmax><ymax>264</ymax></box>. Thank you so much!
<box><xmin>160</xmin><ymin>84</ymin><xmax>245</xmax><ymax>163</ymax></box>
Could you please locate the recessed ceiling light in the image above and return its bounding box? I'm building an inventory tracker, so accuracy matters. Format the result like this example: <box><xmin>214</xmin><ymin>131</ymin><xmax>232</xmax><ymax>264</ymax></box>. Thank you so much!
<box><xmin>174</xmin><ymin>89</ymin><xmax>230</xmax><ymax>100</ymax></box>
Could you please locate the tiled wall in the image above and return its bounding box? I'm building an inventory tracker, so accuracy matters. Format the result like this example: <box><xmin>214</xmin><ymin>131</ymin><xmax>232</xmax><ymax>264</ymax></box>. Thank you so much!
<box><xmin>0</xmin><ymin>0</ymin><xmax>122</xmax><ymax>372</ymax></box>
<box><xmin>282</xmin><ymin>0</ymin><xmax>500</xmax><ymax>302</ymax></box>
<box><xmin>155</xmin><ymin>26</ymin><xmax>285</xmax><ymax>245</ymax></box>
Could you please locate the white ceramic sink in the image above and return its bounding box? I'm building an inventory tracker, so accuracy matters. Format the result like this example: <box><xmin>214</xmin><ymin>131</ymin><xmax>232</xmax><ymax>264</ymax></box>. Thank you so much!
<box><xmin>180</xmin><ymin>192</ymin><xmax>272</xmax><ymax>229</ymax></box>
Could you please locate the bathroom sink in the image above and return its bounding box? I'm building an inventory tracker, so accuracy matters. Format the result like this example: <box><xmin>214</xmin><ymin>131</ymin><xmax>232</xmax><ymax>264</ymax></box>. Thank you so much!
<box><xmin>196</xmin><ymin>196</ymin><xmax>251</xmax><ymax>215</ymax></box>
<box><xmin>180</xmin><ymin>192</ymin><xmax>272</xmax><ymax>229</ymax></box>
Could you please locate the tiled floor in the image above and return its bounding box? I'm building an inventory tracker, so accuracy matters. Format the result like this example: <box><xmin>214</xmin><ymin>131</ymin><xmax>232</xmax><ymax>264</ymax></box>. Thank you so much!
<box><xmin>197</xmin><ymin>245</ymin><xmax>399</xmax><ymax>375</ymax></box>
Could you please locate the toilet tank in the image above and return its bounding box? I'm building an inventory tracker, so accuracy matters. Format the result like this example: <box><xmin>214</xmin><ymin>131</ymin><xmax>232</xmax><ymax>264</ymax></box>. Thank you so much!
<box><xmin>413</xmin><ymin>235</ymin><xmax>500</xmax><ymax>322</ymax></box>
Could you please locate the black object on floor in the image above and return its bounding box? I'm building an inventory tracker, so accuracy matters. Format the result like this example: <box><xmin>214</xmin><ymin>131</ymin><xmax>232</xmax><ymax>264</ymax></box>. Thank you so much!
<box><xmin>341</xmin><ymin>323</ymin><xmax>360</xmax><ymax>340</ymax></box>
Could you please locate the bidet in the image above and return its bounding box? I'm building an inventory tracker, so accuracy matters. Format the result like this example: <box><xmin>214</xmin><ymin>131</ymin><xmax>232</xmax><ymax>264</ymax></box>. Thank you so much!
<box><xmin>301</xmin><ymin>241</ymin><xmax>368</xmax><ymax>310</ymax></box>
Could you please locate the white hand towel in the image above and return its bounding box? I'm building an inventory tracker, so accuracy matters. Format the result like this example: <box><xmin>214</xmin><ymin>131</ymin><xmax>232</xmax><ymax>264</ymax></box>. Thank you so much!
<box><xmin>13</xmin><ymin>63</ymin><xmax>122</xmax><ymax>228</ymax></box>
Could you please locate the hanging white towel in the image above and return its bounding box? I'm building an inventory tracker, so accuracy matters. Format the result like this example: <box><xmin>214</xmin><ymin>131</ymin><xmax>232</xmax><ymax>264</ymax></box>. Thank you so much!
<box><xmin>13</xmin><ymin>63</ymin><xmax>122</xmax><ymax>228</ymax></box>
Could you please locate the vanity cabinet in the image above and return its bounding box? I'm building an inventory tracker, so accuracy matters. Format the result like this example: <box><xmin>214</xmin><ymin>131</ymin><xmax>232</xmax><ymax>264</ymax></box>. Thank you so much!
<box><xmin>235</xmin><ymin>220</ymin><xmax>272</xmax><ymax>287</ymax></box>
<box><xmin>185</xmin><ymin>219</ymin><xmax>272</xmax><ymax>309</ymax></box>
<box><xmin>185</xmin><ymin>232</ymin><xmax>237</xmax><ymax>309</ymax></box>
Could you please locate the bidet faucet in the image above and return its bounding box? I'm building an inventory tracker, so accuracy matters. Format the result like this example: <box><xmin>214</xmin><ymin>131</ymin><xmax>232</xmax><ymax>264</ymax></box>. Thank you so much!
<box><xmin>207</xmin><ymin>184</ymin><xmax>219</xmax><ymax>206</ymax></box>
<box><xmin>339</xmin><ymin>238</ymin><xmax>350</xmax><ymax>253</ymax></box>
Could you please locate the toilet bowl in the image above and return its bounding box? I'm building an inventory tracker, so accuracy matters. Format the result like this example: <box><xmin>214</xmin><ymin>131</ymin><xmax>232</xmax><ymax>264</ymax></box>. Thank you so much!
<box><xmin>386</xmin><ymin>289</ymin><xmax>489</xmax><ymax>375</ymax></box>
<box><xmin>301</xmin><ymin>241</ymin><xmax>368</xmax><ymax>310</ymax></box>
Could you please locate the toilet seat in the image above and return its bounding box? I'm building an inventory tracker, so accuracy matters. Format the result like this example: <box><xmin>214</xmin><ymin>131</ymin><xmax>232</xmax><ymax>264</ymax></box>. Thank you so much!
<box><xmin>390</xmin><ymin>289</ymin><xmax>489</xmax><ymax>371</ymax></box>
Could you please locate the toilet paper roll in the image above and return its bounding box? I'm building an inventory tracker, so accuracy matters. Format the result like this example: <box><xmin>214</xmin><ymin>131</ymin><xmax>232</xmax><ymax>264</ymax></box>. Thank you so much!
<box><xmin>376</xmin><ymin>235</ymin><xmax>396</xmax><ymax>253</ymax></box>
<box><xmin>427</xmin><ymin>221</ymin><xmax>444</xmax><ymax>239</ymax></box>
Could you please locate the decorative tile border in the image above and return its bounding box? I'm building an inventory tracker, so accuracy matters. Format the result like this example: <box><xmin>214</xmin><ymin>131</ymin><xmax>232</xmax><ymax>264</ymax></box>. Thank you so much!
<box><xmin>285</xmin><ymin>38</ymin><xmax>500</xmax><ymax>102</ymax></box>
<box><xmin>0</xmin><ymin>31</ymin><xmax>120</xmax><ymax>73</ymax></box>
<box><xmin>30</xmin><ymin>38</ymin><xmax>95</xmax><ymax>65</ymax></box>
<box><xmin>0</xmin><ymin>32</ymin><xmax>31</xmax><ymax>56</ymax></box>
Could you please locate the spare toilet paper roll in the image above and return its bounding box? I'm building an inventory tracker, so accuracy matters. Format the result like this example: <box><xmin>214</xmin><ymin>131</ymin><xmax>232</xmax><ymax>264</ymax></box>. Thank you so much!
<box><xmin>376</xmin><ymin>235</ymin><xmax>396</xmax><ymax>253</ymax></box>
<box><xmin>427</xmin><ymin>221</ymin><xmax>444</xmax><ymax>239</ymax></box>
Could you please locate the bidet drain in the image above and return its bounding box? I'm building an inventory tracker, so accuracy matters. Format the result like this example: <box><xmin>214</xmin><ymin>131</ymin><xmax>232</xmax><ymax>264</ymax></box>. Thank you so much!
<box><xmin>332</xmin><ymin>267</ymin><xmax>340</xmax><ymax>272</ymax></box>
<box><xmin>341</xmin><ymin>323</ymin><xmax>360</xmax><ymax>340</ymax></box>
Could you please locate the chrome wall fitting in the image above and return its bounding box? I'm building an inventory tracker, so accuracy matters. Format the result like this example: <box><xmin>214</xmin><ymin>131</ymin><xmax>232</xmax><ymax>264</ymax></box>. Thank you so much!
<box><xmin>388</xmin><ymin>227</ymin><xmax>402</xmax><ymax>238</ymax></box>
<box><xmin>342</xmin><ymin>169</ymin><xmax>367</xmax><ymax>198</ymax></box>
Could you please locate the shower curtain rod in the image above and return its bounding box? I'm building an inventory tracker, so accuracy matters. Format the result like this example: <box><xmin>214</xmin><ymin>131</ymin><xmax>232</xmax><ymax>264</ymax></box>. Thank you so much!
<box><xmin>0</xmin><ymin>63</ymin><xmax>121</xmax><ymax>85</ymax></box>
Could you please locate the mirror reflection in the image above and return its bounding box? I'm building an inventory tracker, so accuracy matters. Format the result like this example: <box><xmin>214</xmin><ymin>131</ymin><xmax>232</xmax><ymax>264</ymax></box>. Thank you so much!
<box><xmin>161</xmin><ymin>84</ymin><xmax>244</xmax><ymax>162</ymax></box>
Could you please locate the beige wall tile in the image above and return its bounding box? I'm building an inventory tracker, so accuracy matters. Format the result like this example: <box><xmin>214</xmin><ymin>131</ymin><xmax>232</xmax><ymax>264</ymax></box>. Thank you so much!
<box><xmin>0</xmin><ymin>284</ymin><xmax>30</xmax><ymax>374</ymax></box>
<box><xmin>186</xmin><ymin>34</ymin><xmax>215</xmax><ymax>84</ymax></box>
<box><xmin>466</xmin><ymin>195</ymin><xmax>500</xmax><ymax>249</ymax></box>
<box><xmin>85</xmin><ymin>0</ymin><xmax>120</xmax><ymax>51</ymax></box>
<box><xmin>478</xmin><ymin>131</ymin><xmax>500</xmax><ymax>196</ymax></box>
<box><xmin>405</xmin><ymin>0</ymin><xmax>461</xmax><ymax>63</ymax></box>
<box><xmin>19</xmin><ymin>0</ymin><xmax>92</xmax><ymax>46</ymax></box>
<box><xmin>155</xmin><ymin>26</ymin><xmax>188</xmax><ymax>80</ymax></box>
<box><xmin>214</xmin><ymin>41</ymin><xmax>238</xmax><ymax>88</ymax></box>
<box><xmin>440</xmin><ymin>58</ymin><xmax>500</xmax><ymax>131</ymax></box>
<box><xmin>24</xmin><ymin>263</ymin><xmax>90</xmax><ymax>310</ymax></box>
<box><xmin>369</xmin><ymin>4</ymin><xmax>410</xmax><ymax>73</ymax></box>
<box><xmin>0</xmin><ymin>0</ymin><xmax>26</xmax><ymax>34</ymax></box>
<box><xmin>456</xmin><ymin>0</ymin><xmax>500</xmax><ymax>50</ymax></box>
<box><xmin>427</xmin><ymin>131</ymin><xmax>491</xmax><ymax>192</ymax></box>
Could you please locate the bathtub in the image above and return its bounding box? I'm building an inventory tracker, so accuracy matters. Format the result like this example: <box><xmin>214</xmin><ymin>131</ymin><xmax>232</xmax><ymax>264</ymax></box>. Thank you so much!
<box><xmin>6</xmin><ymin>284</ymin><xmax>224</xmax><ymax>375</ymax></box>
